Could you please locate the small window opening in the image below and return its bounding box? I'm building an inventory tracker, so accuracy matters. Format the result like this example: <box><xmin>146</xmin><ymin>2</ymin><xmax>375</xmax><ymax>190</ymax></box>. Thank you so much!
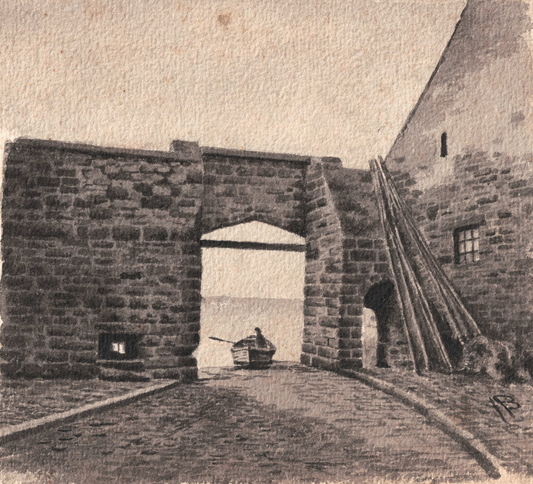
<box><xmin>454</xmin><ymin>225</ymin><xmax>480</xmax><ymax>264</ymax></box>
<box><xmin>440</xmin><ymin>132</ymin><xmax>448</xmax><ymax>157</ymax></box>
<box><xmin>111</xmin><ymin>341</ymin><xmax>126</xmax><ymax>355</ymax></box>
<box><xmin>99</xmin><ymin>333</ymin><xmax>138</xmax><ymax>360</ymax></box>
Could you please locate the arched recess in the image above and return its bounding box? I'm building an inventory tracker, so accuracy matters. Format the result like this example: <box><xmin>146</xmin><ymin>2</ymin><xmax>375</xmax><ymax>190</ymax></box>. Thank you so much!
<box><xmin>196</xmin><ymin>221</ymin><xmax>306</xmax><ymax>368</ymax></box>
<box><xmin>363</xmin><ymin>281</ymin><xmax>396</xmax><ymax>368</ymax></box>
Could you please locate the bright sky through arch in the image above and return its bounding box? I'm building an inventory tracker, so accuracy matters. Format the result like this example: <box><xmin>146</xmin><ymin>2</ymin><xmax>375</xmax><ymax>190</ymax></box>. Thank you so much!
<box><xmin>201</xmin><ymin>222</ymin><xmax>305</xmax><ymax>300</ymax></box>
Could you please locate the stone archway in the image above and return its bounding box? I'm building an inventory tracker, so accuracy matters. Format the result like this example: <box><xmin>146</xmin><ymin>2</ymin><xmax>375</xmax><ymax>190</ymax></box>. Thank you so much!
<box><xmin>197</xmin><ymin>221</ymin><xmax>305</xmax><ymax>368</ymax></box>
<box><xmin>363</xmin><ymin>281</ymin><xmax>395</xmax><ymax>368</ymax></box>
<box><xmin>0</xmin><ymin>139</ymin><xmax>391</xmax><ymax>380</ymax></box>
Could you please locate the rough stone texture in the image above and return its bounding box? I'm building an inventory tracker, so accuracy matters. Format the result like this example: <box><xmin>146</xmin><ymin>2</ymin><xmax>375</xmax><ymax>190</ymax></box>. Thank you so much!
<box><xmin>302</xmin><ymin>159</ymin><xmax>345</xmax><ymax>371</ymax></box>
<box><xmin>384</xmin><ymin>0</ymin><xmax>533</xmax><ymax>367</ymax></box>
<box><xmin>302</xmin><ymin>159</ymin><xmax>411</xmax><ymax>372</ymax></box>
<box><xmin>1</xmin><ymin>139</ymin><xmax>203</xmax><ymax>381</ymax></box>
<box><xmin>386</xmin><ymin>151</ymin><xmax>533</xmax><ymax>363</ymax></box>
<box><xmin>1</xmin><ymin>138</ymin><xmax>409</xmax><ymax>379</ymax></box>
<box><xmin>201</xmin><ymin>153</ymin><xmax>307</xmax><ymax>236</ymax></box>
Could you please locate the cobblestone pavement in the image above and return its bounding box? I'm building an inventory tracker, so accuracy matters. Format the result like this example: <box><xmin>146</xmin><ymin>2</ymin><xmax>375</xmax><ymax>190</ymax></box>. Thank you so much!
<box><xmin>0</xmin><ymin>378</ymin><xmax>155</xmax><ymax>427</ymax></box>
<box><xmin>0</xmin><ymin>363</ymin><xmax>486</xmax><ymax>483</ymax></box>
<box><xmin>358</xmin><ymin>368</ymin><xmax>533</xmax><ymax>475</ymax></box>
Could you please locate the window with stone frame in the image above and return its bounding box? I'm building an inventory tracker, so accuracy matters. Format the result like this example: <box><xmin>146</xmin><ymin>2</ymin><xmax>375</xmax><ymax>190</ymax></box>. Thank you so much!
<box><xmin>454</xmin><ymin>225</ymin><xmax>480</xmax><ymax>264</ymax></box>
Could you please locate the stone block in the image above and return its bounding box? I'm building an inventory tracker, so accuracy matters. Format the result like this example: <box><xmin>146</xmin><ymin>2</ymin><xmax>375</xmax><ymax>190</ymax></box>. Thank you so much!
<box><xmin>351</xmin><ymin>250</ymin><xmax>376</xmax><ymax>262</ymax></box>
<box><xmin>37</xmin><ymin>176</ymin><xmax>60</xmax><ymax>187</ymax></box>
<box><xmin>179</xmin><ymin>333</ymin><xmax>200</xmax><ymax>346</ymax></box>
<box><xmin>178</xmin><ymin>366</ymin><xmax>198</xmax><ymax>381</ymax></box>
<box><xmin>171</xmin><ymin>345</ymin><xmax>196</xmax><ymax>356</ymax></box>
<box><xmin>2</xmin><ymin>276</ymin><xmax>34</xmax><ymax>290</ymax></box>
<box><xmin>0</xmin><ymin>362</ymin><xmax>20</xmax><ymax>377</ymax></box>
<box><xmin>71</xmin><ymin>351</ymin><xmax>98</xmax><ymax>364</ymax></box>
<box><xmin>89</xmin><ymin>227</ymin><xmax>110</xmax><ymax>239</ymax></box>
<box><xmin>107</xmin><ymin>185</ymin><xmax>129</xmax><ymax>200</ymax></box>
<box><xmin>47</xmin><ymin>325</ymin><xmax>76</xmax><ymax>337</ymax></box>
<box><xmin>19</xmin><ymin>363</ymin><xmax>45</xmax><ymax>378</ymax></box>
<box><xmin>36</xmin><ymin>350</ymin><xmax>69</xmax><ymax>363</ymax></box>
<box><xmin>476</xmin><ymin>195</ymin><xmax>498</xmax><ymax>205</ymax></box>
<box><xmin>60</xmin><ymin>185</ymin><xmax>79</xmax><ymax>194</ymax></box>
<box><xmin>99</xmin><ymin>367</ymin><xmax>149</xmax><ymax>382</ymax></box>
<box><xmin>50</xmin><ymin>338</ymin><xmax>95</xmax><ymax>352</ymax></box>
<box><xmin>133</xmin><ymin>182</ymin><xmax>153</xmax><ymax>196</ymax></box>
<box><xmin>57</xmin><ymin>169</ymin><xmax>76</xmax><ymax>177</ymax></box>
<box><xmin>318</xmin><ymin>346</ymin><xmax>339</xmax><ymax>359</ymax></box>
<box><xmin>144</xmin><ymin>227</ymin><xmax>168</xmax><ymax>241</ymax></box>
<box><xmin>41</xmin><ymin>363</ymin><xmax>71</xmax><ymax>378</ymax></box>
<box><xmin>90</xmin><ymin>208</ymin><xmax>112</xmax><ymax>220</ymax></box>
<box><xmin>150</xmin><ymin>368</ymin><xmax>182</xmax><ymax>380</ymax></box>
<box><xmin>311</xmin><ymin>355</ymin><xmax>337</xmax><ymax>371</ymax></box>
<box><xmin>112</xmin><ymin>226</ymin><xmax>140</xmax><ymax>241</ymax></box>
<box><xmin>3</xmin><ymin>221</ymin><xmax>70</xmax><ymax>239</ymax></box>
<box><xmin>339</xmin><ymin>357</ymin><xmax>362</xmax><ymax>370</ymax></box>
<box><xmin>301</xmin><ymin>343</ymin><xmax>317</xmax><ymax>354</ymax></box>
<box><xmin>141</xmin><ymin>195</ymin><xmax>173</xmax><ymax>210</ymax></box>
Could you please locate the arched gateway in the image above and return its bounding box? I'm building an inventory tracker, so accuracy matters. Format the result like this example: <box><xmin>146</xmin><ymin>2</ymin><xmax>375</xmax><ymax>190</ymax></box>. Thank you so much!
<box><xmin>197</xmin><ymin>221</ymin><xmax>306</xmax><ymax>368</ymax></box>
<box><xmin>0</xmin><ymin>138</ymin><xmax>396</xmax><ymax>380</ymax></box>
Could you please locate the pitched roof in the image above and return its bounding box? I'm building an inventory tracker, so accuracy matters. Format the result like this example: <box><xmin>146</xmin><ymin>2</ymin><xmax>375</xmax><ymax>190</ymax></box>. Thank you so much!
<box><xmin>387</xmin><ymin>0</ymin><xmax>533</xmax><ymax>162</ymax></box>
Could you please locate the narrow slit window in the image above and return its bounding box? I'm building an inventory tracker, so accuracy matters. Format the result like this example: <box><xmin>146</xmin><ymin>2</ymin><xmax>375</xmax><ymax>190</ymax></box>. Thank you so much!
<box><xmin>454</xmin><ymin>226</ymin><xmax>480</xmax><ymax>264</ymax></box>
<box><xmin>440</xmin><ymin>132</ymin><xmax>448</xmax><ymax>157</ymax></box>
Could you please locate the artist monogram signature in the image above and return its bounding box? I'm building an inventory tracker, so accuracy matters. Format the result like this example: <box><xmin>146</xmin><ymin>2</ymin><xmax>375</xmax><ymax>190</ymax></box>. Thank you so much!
<box><xmin>490</xmin><ymin>395</ymin><xmax>522</xmax><ymax>423</ymax></box>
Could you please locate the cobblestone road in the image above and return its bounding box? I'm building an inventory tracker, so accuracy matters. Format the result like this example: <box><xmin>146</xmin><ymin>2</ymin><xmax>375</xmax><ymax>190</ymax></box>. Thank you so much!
<box><xmin>0</xmin><ymin>363</ymin><xmax>486</xmax><ymax>483</ymax></box>
<box><xmin>361</xmin><ymin>367</ymin><xmax>533</xmax><ymax>475</ymax></box>
<box><xmin>0</xmin><ymin>378</ymin><xmax>154</xmax><ymax>427</ymax></box>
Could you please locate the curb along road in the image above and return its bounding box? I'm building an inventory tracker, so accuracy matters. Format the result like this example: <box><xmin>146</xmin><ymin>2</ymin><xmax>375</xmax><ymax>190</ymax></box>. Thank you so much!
<box><xmin>0</xmin><ymin>368</ymin><xmax>505</xmax><ymax>480</ymax></box>
<box><xmin>0</xmin><ymin>380</ymin><xmax>179</xmax><ymax>446</ymax></box>
<box><xmin>339</xmin><ymin>369</ymin><xmax>505</xmax><ymax>479</ymax></box>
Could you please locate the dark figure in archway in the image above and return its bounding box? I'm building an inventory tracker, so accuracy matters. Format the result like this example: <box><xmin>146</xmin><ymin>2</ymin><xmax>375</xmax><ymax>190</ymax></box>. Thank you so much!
<box><xmin>364</xmin><ymin>281</ymin><xmax>396</xmax><ymax>368</ymax></box>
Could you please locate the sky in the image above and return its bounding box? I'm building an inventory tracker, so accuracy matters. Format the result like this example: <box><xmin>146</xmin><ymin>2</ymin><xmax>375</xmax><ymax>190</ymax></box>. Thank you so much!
<box><xmin>0</xmin><ymin>0</ymin><xmax>466</xmax><ymax>169</ymax></box>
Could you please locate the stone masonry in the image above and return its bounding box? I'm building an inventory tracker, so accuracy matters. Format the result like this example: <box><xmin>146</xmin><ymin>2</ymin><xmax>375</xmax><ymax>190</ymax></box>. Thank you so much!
<box><xmin>302</xmin><ymin>159</ymin><xmax>412</xmax><ymax>371</ymax></box>
<box><xmin>384</xmin><ymin>0</ymin><xmax>533</xmax><ymax>364</ymax></box>
<box><xmin>0</xmin><ymin>137</ymin><xmax>408</xmax><ymax>380</ymax></box>
<box><xmin>387</xmin><ymin>151</ymin><xmax>533</xmax><ymax>357</ymax></box>
<box><xmin>1</xmin><ymin>139</ymin><xmax>204</xmax><ymax>381</ymax></box>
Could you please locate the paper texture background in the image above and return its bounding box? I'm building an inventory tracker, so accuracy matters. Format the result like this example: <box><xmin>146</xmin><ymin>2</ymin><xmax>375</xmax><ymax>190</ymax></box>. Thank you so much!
<box><xmin>1</xmin><ymin>1</ymin><xmax>515</xmax><ymax>483</ymax></box>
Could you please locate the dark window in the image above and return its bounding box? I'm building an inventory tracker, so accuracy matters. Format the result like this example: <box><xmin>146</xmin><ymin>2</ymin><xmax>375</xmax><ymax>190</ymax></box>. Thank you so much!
<box><xmin>454</xmin><ymin>226</ymin><xmax>480</xmax><ymax>264</ymax></box>
<box><xmin>99</xmin><ymin>333</ymin><xmax>139</xmax><ymax>360</ymax></box>
<box><xmin>440</xmin><ymin>132</ymin><xmax>448</xmax><ymax>157</ymax></box>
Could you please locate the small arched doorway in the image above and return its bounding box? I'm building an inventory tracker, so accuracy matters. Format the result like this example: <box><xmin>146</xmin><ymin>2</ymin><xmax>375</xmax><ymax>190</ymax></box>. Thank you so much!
<box><xmin>363</xmin><ymin>281</ymin><xmax>395</xmax><ymax>368</ymax></box>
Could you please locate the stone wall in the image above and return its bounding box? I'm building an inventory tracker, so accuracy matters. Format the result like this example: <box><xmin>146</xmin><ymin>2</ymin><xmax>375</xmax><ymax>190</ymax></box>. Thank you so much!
<box><xmin>386</xmin><ymin>151</ymin><xmax>533</xmax><ymax>355</ymax></box>
<box><xmin>200</xmin><ymin>147</ymin><xmax>307</xmax><ymax>235</ymax></box>
<box><xmin>0</xmin><ymin>138</ymin><xmax>408</xmax><ymax>379</ymax></box>
<box><xmin>302</xmin><ymin>159</ymin><xmax>411</xmax><ymax>371</ymax></box>
<box><xmin>1</xmin><ymin>139</ymin><xmax>203</xmax><ymax>380</ymax></box>
<box><xmin>301</xmin><ymin>159</ymin><xmax>345</xmax><ymax>371</ymax></box>
<box><xmin>382</xmin><ymin>0</ymin><xmax>533</xmax><ymax>362</ymax></box>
